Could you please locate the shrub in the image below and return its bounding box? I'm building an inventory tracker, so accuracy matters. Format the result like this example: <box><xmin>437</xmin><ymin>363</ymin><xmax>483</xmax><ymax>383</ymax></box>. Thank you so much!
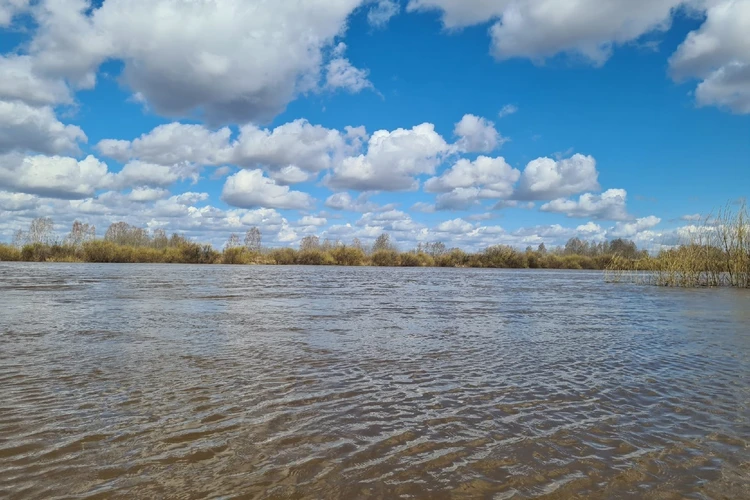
<box><xmin>296</xmin><ymin>249</ymin><xmax>336</xmax><ymax>266</ymax></box>
<box><xmin>330</xmin><ymin>246</ymin><xmax>366</xmax><ymax>266</ymax></box>
<box><xmin>370</xmin><ymin>249</ymin><xmax>401</xmax><ymax>267</ymax></box>
<box><xmin>0</xmin><ymin>244</ymin><xmax>21</xmax><ymax>261</ymax></box>
<box><xmin>269</xmin><ymin>248</ymin><xmax>297</xmax><ymax>265</ymax></box>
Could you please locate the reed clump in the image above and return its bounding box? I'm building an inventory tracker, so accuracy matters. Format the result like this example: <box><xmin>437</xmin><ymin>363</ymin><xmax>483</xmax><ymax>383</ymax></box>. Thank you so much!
<box><xmin>0</xmin><ymin>243</ymin><xmax>21</xmax><ymax>261</ymax></box>
<box><xmin>606</xmin><ymin>201</ymin><xmax>749</xmax><ymax>288</ymax></box>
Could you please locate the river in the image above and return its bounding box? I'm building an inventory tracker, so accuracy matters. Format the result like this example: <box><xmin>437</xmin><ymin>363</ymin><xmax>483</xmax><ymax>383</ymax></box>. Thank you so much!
<box><xmin>1</xmin><ymin>263</ymin><xmax>748</xmax><ymax>498</ymax></box>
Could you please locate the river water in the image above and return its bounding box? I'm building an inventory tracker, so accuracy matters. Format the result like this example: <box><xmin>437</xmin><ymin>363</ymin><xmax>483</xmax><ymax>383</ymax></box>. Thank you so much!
<box><xmin>0</xmin><ymin>263</ymin><xmax>748</xmax><ymax>499</ymax></box>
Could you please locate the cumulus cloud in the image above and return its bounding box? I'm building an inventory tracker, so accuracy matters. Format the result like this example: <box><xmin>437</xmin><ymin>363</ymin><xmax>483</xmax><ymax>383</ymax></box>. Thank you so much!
<box><xmin>608</xmin><ymin>215</ymin><xmax>661</xmax><ymax>238</ymax></box>
<box><xmin>541</xmin><ymin>189</ymin><xmax>630</xmax><ymax>221</ymax></box>
<box><xmin>0</xmin><ymin>190</ymin><xmax>39</xmax><ymax>211</ymax></box>
<box><xmin>112</xmin><ymin>161</ymin><xmax>200</xmax><ymax>189</ymax></box>
<box><xmin>298</xmin><ymin>215</ymin><xmax>327</xmax><ymax>227</ymax></box>
<box><xmin>0</xmin><ymin>154</ymin><xmax>111</xmax><ymax>199</ymax></box>
<box><xmin>325</xmin><ymin>43</ymin><xmax>373</xmax><ymax>93</ymax></box>
<box><xmin>435</xmin><ymin>218</ymin><xmax>475</xmax><ymax>234</ymax></box>
<box><xmin>221</xmin><ymin>169</ymin><xmax>313</xmax><ymax>210</ymax></box>
<box><xmin>367</xmin><ymin>0</ymin><xmax>400</xmax><ymax>28</ymax></box>
<box><xmin>326</xmin><ymin>123</ymin><xmax>451</xmax><ymax>191</ymax></box>
<box><xmin>0</xmin><ymin>0</ymin><xmax>30</xmax><ymax>27</ymax></box>
<box><xmin>28</xmin><ymin>0</ymin><xmax>364</xmax><ymax>123</ymax></box>
<box><xmin>127</xmin><ymin>187</ymin><xmax>170</xmax><ymax>202</ymax></box>
<box><xmin>324</xmin><ymin>192</ymin><xmax>392</xmax><ymax>212</ymax></box>
<box><xmin>407</xmin><ymin>0</ymin><xmax>685</xmax><ymax>65</ymax></box>
<box><xmin>670</xmin><ymin>1</ymin><xmax>750</xmax><ymax>114</ymax></box>
<box><xmin>0</xmin><ymin>55</ymin><xmax>72</xmax><ymax>106</ymax></box>
<box><xmin>234</xmin><ymin>119</ymin><xmax>358</xmax><ymax>173</ymax></box>
<box><xmin>269</xmin><ymin>166</ymin><xmax>316</xmax><ymax>185</ymax></box>
<box><xmin>515</xmin><ymin>154</ymin><xmax>600</xmax><ymax>200</ymax></box>
<box><xmin>97</xmin><ymin>123</ymin><xmax>233</xmax><ymax>165</ymax></box>
<box><xmin>454</xmin><ymin>114</ymin><xmax>504</xmax><ymax>153</ymax></box>
<box><xmin>0</xmin><ymin>101</ymin><xmax>86</xmax><ymax>155</ymax></box>
<box><xmin>425</xmin><ymin>156</ymin><xmax>520</xmax><ymax>198</ymax></box>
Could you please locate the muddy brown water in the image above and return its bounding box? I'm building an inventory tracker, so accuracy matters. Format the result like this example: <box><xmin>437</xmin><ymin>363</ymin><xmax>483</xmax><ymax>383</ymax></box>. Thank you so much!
<box><xmin>0</xmin><ymin>263</ymin><xmax>748</xmax><ymax>499</ymax></box>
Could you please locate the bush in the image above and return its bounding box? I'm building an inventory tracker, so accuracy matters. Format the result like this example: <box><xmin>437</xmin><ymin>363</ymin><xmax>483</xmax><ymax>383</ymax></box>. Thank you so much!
<box><xmin>399</xmin><ymin>252</ymin><xmax>434</xmax><ymax>267</ymax></box>
<box><xmin>296</xmin><ymin>249</ymin><xmax>336</xmax><ymax>266</ymax></box>
<box><xmin>330</xmin><ymin>246</ymin><xmax>366</xmax><ymax>266</ymax></box>
<box><xmin>370</xmin><ymin>249</ymin><xmax>401</xmax><ymax>267</ymax></box>
<box><xmin>0</xmin><ymin>244</ymin><xmax>21</xmax><ymax>261</ymax></box>
<box><xmin>269</xmin><ymin>248</ymin><xmax>297</xmax><ymax>265</ymax></box>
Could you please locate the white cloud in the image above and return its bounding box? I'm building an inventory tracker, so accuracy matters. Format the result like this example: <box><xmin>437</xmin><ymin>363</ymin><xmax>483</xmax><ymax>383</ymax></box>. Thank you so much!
<box><xmin>269</xmin><ymin>166</ymin><xmax>316</xmax><ymax>185</ymax></box>
<box><xmin>0</xmin><ymin>190</ymin><xmax>38</xmax><ymax>211</ymax></box>
<box><xmin>368</xmin><ymin>0</ymin><xmax>400</xmax><ymax>28</ymax></box>
<box><xmin>515</xmin><ymin>154</ymin><xmax>600</xmax><ymax>200</ymax></box>
<box><xmin>435</xmin><ymin>218</ymin><xmax>474</xmax><ymax>234</ymax></box>
<box><xmin>0</xmin><ymin>0</ymin><xmax>30</xmax><ymax>27</ymax></box>
<box><xmin>541</xmin><ymin>188</ymin><xmax>630</xmax><ymax>221</ymax></box>
<box><xmin>29</xmin><ymin>0</ymin><xmax>364</xmax><ymax>123</ymax></box>
<box><xmin>298</xmin><ymin>215</ymin><xmax>327</xmax><ymax>227</ymax></box>
<box><xmin>325</xmin><ymin>192</ymin><xmax>394</xmax><ymax>212</ymax></box>
<box><xmin>356</xmin><ymin>209</ymin><xmax>425</xmax><ymax>234</ymax></box>
<box><xmin>425</xmin><ymin>156</ymin><xmax>520</xmax><ymax>196</ymax></box>
<box><xmin>326</xmin><ymin>123</ymin><xmax>451</xmax><ymax>191</ymax></box>
<box><xmin>0</xmin><ymin>55</ymin><xmax>72</xmax><ymax>106</ymax></box>
<box><xmin>681</xmin><ymin>213</ymin><xmax>703</xmax><ymax>222</ymax></box>
<box><xmin>113</xmin><ymin>161</ymin><xmax>200</xmax><ymax>189</ymax></box>
<box><xmin>97</xmin><ymin>123</ymin><xmax>233</xmax><ymax>165</ymax></box>
<box><xmin>454</xmin><ymin>114</ymin><xmax>504</xmax><ymax>153</ymax></box>
<box><xmin>608</xmin><ymin>215</ymin><xmax>661</xmax><ymax>238</ymax></box>
<box><xmin>670</xmin><ymin>1</ymin><xmax>750</xmax><ymax>114</ymax></box>
<box><xmin>0</xmin><ymin>154</ymin><xmax>111</xmax><ymax>199</ymax></box>
<box><xmin>234</xmin><ymin>119</ymin><xmax>356</xmax><ymax>173</ymax></box>
<box><xmin>127</xmin><ymin>187</ymin><xmax>170</xmax><ymax>202</ymax></box>
<box><xmin>576</xmin><ymin>221</ymin><xmax>604</xmax><ymax>235</ymax></box>
<box><xmin>221</xmin><ymin>169</ymin><xmax>313</xmax><ymax>210</ymax></box>
<box><xmin>325</xmin><ymin>43</ymin><xmax>373</xmax><ymax>93</ymax></box>
<box><xmin>407</xmin><ymin>0</ymin><xmax>686</xmax><ymax>66</ymax></box>
<box><xmin>0</xmin><ymin>100</ymin><xmax>86</xmax><ymax>155</ymax></box>
<box><xmin>498</xmin><ymin>104</ymin><xmax>518</xmax><ymax>118</ymax></box>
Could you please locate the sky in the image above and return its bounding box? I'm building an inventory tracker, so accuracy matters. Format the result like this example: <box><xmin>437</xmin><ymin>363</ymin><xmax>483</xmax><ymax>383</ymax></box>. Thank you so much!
<box><xmin>0</xmin><ymin>0</ymin><xmax>748</xmax><ymax>252</ymax></box>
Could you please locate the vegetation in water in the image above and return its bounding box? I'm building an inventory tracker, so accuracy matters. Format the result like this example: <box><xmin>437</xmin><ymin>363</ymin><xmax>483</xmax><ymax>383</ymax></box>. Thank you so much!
<box><xmin>606</xmin><ymin>201</ymin><xmax>749</xmax><ymax>288</ymax></box>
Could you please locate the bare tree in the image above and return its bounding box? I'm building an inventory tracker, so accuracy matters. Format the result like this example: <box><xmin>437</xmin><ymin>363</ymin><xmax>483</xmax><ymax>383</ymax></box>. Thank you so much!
<box><xmin>422</xmin><ymin>241</ymin><xmax>446</xmax><ymax>257</ymax></box>
<box><xmin>225</xmin><ymin>233</ymin><xmax>241</xmax><ymax>249</ymax></box>
<box><xmin>28</xmin><ymin>217</ymin><xmax>55</xmax><ymax>245</ymax></box>
<box><xmin>300</xmin><ymin>235</ymin><xmax>320</xmax><ymax>252</ymax></box>
<box><xmin>65</xmin><ymin>221</ymin><xmax>96</xmax><ymax>248</ymax></box>
<box><xmin>12</xmin><ymin>229</ymin><xmax>27</xmax><ymax>248</ymax></box>
<box><xmin>105</xmin><ymin>222</ymin><xmax>150</xmax><ymax>246</ymax></box>
<box><xmin>152</xmin><ymin>229</ymin><xmax>169</xmax><ymax>249</ymax></box>
<box><xmin>244</xmin><ymin>227</ymin><xmax>262</xmax><ymax>252</ymax></box>
<box><xmin>373</xmin><ymin>233</ymin><xmax>393</xmax><ymax>252</ymax></box>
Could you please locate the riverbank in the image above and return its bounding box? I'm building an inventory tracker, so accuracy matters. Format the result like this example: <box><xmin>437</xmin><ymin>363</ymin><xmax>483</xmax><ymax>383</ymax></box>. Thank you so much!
<box><xmin>0</xmin><ymin>240</ymin><xmax>622</xmax><ymax>270</ymax></box>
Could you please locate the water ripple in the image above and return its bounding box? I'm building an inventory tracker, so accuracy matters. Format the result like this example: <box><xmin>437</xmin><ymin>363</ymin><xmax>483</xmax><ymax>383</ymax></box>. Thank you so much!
<box><xmin>0</xmin><ymin>263</ymin><xmax>749</xmax><ymax>499</ymax></box>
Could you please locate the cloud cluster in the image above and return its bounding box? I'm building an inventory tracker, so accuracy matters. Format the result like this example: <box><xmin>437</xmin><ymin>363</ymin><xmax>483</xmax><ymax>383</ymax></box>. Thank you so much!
<box><xmin>407</xmin><ymin>0</ymin><xmax>750</xmax><ymax>114</ymax></box>
<box><xmin>28</xmin><ymin>0</ymin><xmax>366</xmax><ymax>123</ymax></box>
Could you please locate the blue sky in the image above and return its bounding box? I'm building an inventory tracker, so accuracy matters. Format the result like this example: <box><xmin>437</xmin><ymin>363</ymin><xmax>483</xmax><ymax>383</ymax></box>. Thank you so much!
<box><xmin>0</xmin><ymin>0</ymin><xmax>748</xmax><ymax>251</ymax></box>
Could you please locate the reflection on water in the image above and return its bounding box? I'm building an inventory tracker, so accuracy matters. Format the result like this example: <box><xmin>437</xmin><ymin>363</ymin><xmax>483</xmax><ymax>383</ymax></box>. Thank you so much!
<box><xmin>0</xmin><ymin>263</ymin><xmax>748</xmax><ymax>499</ymax></box>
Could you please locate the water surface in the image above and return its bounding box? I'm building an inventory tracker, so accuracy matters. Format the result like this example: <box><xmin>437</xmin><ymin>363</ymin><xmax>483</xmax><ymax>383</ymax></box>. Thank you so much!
<box><xmin>1</xmin><ymin>263</ymin><xmax>749</xmax><ymax>499</ymax></box>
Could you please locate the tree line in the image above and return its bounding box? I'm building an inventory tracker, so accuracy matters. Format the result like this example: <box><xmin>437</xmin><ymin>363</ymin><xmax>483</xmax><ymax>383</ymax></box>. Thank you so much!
<box><xmin>0</xmin><ymin>217</ymin><xmax>646</xmax><ymax>270</ymax></box>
